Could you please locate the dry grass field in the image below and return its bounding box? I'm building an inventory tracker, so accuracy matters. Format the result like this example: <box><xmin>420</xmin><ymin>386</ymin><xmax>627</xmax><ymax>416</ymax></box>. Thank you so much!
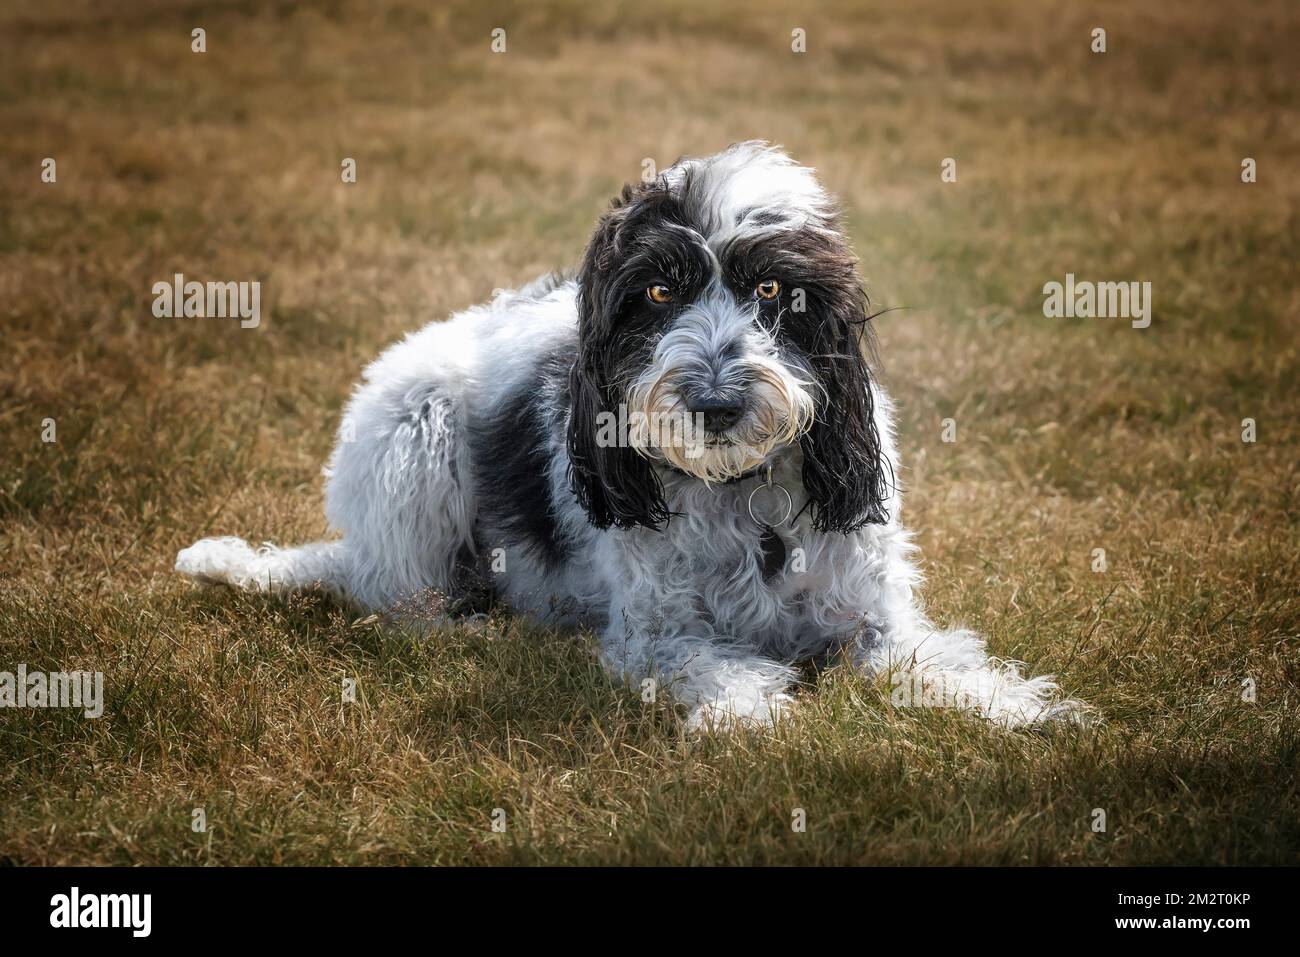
<box><xmin>1</xmin><ymin>0</ymin><xmax>1297</xmax><ymax>865</ymax></box>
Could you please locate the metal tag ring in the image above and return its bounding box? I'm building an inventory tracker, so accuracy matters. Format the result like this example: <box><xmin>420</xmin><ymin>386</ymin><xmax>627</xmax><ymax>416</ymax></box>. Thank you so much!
<box><xmin>748</xmin><ymin>481</ymin><xmax>793</xmax><ymax>528</ymax></box>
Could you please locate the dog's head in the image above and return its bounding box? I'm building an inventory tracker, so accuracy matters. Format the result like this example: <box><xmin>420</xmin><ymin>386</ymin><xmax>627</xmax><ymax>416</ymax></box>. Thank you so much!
<box><xmin>567</xmin><ymin>141</ymin><xmax>891</xmax><ymax>532</ymax></box>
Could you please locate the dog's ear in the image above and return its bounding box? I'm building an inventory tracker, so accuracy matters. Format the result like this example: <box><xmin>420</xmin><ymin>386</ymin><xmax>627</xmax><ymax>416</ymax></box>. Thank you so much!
<box><xmin>799</xmin><ymin>278</ymin><xmax>893</xmax><ymax>532</ymax></box>
<box><xmin>566</xmin><ymin>187</ymin><xmax>671</xmax><ymax>530</ymax></box>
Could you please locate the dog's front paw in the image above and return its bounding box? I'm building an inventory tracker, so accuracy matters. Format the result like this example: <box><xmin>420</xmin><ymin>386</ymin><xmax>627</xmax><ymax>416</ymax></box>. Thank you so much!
<box><xmin>1030</xmin><ymin>696</ymin><xmax>1093</xmax><ymax>728</ymax></box>
<box><xmin>175</xmin><ymin>536</ymin><xmax>257</xmax><ymax>585</ymax></box>
<box><xmin>684</xmin><ymin>691</ymin><xmax>792</xmax><ymax>732</ymax></box>
<box><xmin>889</xmin><ymin>662</ymin><xmax>1090</xmax><ymax>730</ymax></box>
<box><xmin>967</xmin><ymin>667</ymin><xmax>1090</xmax><ymax>729</ymax></box>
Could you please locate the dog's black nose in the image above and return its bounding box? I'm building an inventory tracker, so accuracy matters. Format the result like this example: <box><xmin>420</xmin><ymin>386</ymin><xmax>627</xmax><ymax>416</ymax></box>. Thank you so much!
<box><xmin>687</xmin><ymin>392</ymin><xmax>745</xmax><ymax>433</ymax></box>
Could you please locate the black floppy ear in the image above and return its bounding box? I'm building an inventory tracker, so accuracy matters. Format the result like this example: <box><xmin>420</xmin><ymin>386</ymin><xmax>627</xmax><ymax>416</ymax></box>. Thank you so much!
<box><xmin>566</xmin><ymin>189</ymin><xmax>670</xmax><ymax>530</ymax></box>
<box><xmin>799</xmin><ymin>281</ymin><xmax>893</xmax><ymax>532</ymax></box>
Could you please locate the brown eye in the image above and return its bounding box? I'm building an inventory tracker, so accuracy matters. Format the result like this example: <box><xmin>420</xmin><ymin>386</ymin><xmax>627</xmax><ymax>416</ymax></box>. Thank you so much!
<box><xmin>647</xmin><ymin>284</ymin><xmax>674</xmax><ymax>304</ymax></box>
<box><xmin>756</xmin><ymin>278</ymin><xmax>781</xmax><ymax>300</ymax></box>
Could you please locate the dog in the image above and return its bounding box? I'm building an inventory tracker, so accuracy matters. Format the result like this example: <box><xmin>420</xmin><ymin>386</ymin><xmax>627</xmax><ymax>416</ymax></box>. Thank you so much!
<box><xmin>177</xmin><ymin>142</ymin><xmax>1080</xmax><ymax>728</ymax></box>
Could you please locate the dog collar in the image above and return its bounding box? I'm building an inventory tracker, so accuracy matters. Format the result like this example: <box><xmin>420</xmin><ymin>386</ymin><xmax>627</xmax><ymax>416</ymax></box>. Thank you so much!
<box><xmin>746</xmin><ymin>464</ymin><xmax>794</xmax><ymax>528</ymax></box>
<box><xmin>662</xmin><ymin>461</ymin><xmax>797</xmax><ymax>529</ymax></box>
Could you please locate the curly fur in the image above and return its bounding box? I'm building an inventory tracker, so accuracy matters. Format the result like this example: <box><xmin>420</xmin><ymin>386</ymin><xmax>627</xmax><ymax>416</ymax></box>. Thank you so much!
<box><xmin>177</xmin><ymin>142</ymin><xmax>1082</xmax><ymax>729</ymax></box>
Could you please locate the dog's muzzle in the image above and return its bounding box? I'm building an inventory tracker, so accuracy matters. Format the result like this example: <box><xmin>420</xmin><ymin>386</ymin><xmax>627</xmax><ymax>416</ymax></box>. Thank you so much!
<box><xmin>684</xmin><ymin>387</ymin><xmax>746</xmax><ymax>434</ymax></box>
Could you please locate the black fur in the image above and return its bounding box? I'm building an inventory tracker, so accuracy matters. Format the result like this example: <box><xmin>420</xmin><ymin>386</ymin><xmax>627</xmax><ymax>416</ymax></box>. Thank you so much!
<box><xmin>472</xmin><ymin>346</ymin><xmax>574</xmax><ymax>566</ymax></box>
<box><xmin>568</xmin><ymin>172</ymin><xmax>892</xmax><ymax>533</ymax></box>
<box><xmin>568</xmin><ymin>183</ymin><xmax>709</xmax><ymax>529</ymax></box>
<box><xmin>719</xmin><ymin>226</ymin><xmax>892</xmax><ymax>531</ymax></box>
<box><xmin>797</xmin><ymin>276</ymin><xmax>892</xmax><ymax>532</ymax></box>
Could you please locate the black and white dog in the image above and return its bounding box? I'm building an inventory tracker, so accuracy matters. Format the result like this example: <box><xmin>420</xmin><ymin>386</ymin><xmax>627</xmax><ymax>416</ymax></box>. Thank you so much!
<box><xmin>178</xmin><ymin>142</ymin><xmax>1079</xmax><ymax>728</ymax></box>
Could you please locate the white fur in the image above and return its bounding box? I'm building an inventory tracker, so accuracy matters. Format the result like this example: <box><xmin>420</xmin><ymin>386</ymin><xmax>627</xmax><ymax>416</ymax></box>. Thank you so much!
<box><xmin>177</xmin><ymin>145</ymin><xmax>1081</xmax><ymax>730</ymax></box>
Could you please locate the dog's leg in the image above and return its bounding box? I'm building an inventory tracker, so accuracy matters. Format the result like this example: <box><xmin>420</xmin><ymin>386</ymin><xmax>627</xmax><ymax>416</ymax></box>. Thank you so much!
<box><xmin>176</xmin><ymin>537</ymin><xmax>351</xmax><ymax>594</ymax></box>
<box><xmin>845</xmin><ymin>528</ymin><xmax>1083</xmax><ymax>727</ymax></box>
<box><xmin>321</xmin><ymin>383</ymin><xmax>474</xmax><ymax>610</ymax></box>
<box><xmin>179</xmin><ymin>381</ymin><xmax>474</xmax><ymax>614</ymax></box>
<box><xmin>599</xmin><ymin>602</ymin><xmax>798</xmax><ymax>729</ymax></box>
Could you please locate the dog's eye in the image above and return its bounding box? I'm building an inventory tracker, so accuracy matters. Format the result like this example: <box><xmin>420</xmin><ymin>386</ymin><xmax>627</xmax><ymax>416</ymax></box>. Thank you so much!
<box><xmin>756</xmin><ymin>279</ymin><xmax>781</xmax><ymax>300</ymax></box>
<box><xmin>646</xmin><ymin>284</ymin><xmax>674</xmax><ymax>304</ymax></box>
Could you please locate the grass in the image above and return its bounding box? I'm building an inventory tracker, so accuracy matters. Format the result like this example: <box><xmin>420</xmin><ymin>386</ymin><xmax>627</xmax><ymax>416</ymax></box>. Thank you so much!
<box><xmin>1</xmin><ymin>0</ymin><xmax>1298</xmax><ymax>865</ymax></box>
